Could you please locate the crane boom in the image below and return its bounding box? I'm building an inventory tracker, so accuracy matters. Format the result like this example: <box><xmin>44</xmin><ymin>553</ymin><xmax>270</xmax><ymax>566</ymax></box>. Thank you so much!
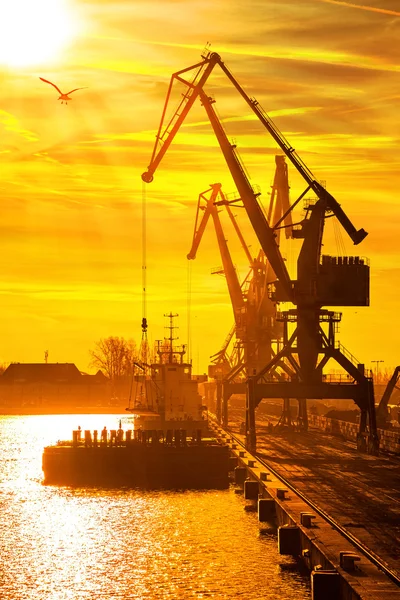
<box><xmin>187</xmin><ymin>191</ymin><xmax>213</xmax><ymax>261</ymax></box>
<box><xmin>142</xmin><ymin>53</ymin><xmax>221</xmax><ymax>183</ymax></box>
<box><xmin>187</xmin><ymin>185</ymin><xmax>245</xmax><ymax>324</ymax></box>
<box><xmin>223</xmin><ymin>201</ymin><xmax>253</xmax><ymax>266</ymax></box>
<box><xmin>199</xmin><ymin>91</ymin><xmax>293</xmax><ymax>301</ymax></box>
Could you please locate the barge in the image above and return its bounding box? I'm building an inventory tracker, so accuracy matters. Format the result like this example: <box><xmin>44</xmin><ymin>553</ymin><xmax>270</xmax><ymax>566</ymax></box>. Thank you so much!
<box><xmin>42</xmin><ymin>426</ymin><xmax>229</xmax><ymax>488</ymax></box>
<box><xmin>42</xmin><ymin>315</ymin><xmax>229</xmax><ymax>489</ymax></box>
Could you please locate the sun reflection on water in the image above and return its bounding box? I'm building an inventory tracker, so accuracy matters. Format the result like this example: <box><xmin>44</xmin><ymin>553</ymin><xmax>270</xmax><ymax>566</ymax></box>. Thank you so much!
<box><xmin>0</xmin><ymin>415</ymin><xmax>310</xmax><ymax>599</ymax></box>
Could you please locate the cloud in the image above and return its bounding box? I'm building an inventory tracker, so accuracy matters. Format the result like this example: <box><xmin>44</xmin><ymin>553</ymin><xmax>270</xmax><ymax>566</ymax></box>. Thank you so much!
<box><xmin>319</xmin><ymin>0</ymin><xmax>400</xmax><ymax>17</ymax></box>
<box><xmin>0</xmin><ymin>110</ymin><xmax>39</xmax><ymax>142</ymax></box>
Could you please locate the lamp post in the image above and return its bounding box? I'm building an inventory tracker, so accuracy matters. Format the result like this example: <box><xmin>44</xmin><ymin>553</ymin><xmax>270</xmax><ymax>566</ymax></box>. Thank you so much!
<box><xmin>371</xmin><ymin>360</ymin><xmax>384</xmax><ymax>383</ymax></box>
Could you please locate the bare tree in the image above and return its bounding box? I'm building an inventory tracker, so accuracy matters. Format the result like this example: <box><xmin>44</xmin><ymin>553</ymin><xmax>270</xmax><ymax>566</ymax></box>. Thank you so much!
<box><xmin>89</xmin><ymin>337</ymin><xmax>138</xmax><ymax>380</ymax></box>
<box><xmin>0</xmin><ymin>362</ymin><xmax>8</xmax><ymax>375</ymax></box>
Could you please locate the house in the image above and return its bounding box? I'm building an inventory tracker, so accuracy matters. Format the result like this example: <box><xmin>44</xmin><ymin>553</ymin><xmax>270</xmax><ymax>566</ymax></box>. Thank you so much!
<box><xmin>0</xmin><ymin>363</ymin><xmax>120</xmax><ymax>414</ymax></box>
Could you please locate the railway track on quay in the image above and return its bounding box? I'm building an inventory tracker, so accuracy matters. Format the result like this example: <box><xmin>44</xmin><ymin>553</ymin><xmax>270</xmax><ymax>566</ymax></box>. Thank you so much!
<box><xmin>217</xmin><ymin>410</ymin><xmax>400</xmax><ymax>587</ymax></box>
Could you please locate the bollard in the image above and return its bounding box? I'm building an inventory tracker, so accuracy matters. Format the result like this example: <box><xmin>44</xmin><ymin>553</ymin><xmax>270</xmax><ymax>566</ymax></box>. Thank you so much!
<box><xmin>278</xmin><ymin>525</ymin><xmax>301</xmax><ymax>556</ymax></box>
<box><xmin>277</xmin><ymin>488</ymin><xmax>289</xmax><ymax>500</ymax></box>
<box><xmin>239</xmin><ymin>450</ymin><xmax>246</xmax><ymax>458</ymax></box>
<box><xmin>311</xmin><ymin>570</ymin><xmax>340</xmax><ymax>600</ymax></box>
<box><xmin>258</xmin><ymin>498</ymin><xmax>276</xmax><ymax>522</ymax></box>
<box><xmin>260</xmin><ymin>471</ymin><xmax>271</xmax><ymax>481</ymax></box>
<box><xmin>301</xmin><ymin>512</ymin><xmax>316</xmax><ymax>528</ymax></box>
<box><xmin>234</xmin><ymin>466</ymin><xmax>247</xmax><ymax>486</ymax></box>
<box><xmin>340</xmin><ymin>551</ymin><xmax>361</xmax><ymax>571</ymax></box>
<box><xmin>244</xmin><ymin>479</ymin><xmax>259</xmax><ymax>500</ymax></box>
<box><xmin>229</xmin><ymin>456</ymin><xmax>238</xmax><ymax>471</ymax></box>
<box><xmin>248</xmin><ymin>459</ymin><xmax>256</xmax><ymax>468</ymax></box>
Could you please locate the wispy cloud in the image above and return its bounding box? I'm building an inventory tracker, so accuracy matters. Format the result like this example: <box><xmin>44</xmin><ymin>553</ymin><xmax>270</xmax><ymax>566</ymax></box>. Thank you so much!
<box><xmin>85</xmin><ymin>35</ymin><xmax>400</xmax><ymax>74</ymax></box>
<box><xmin>0</xmin><ymin>110</ymin><xmax>38</xmax><ymax>142</ymax></box>
<box><xmin>319</xmin><ymin>0</ymin><xmax>400</xmax><ymax>17</ymax></box>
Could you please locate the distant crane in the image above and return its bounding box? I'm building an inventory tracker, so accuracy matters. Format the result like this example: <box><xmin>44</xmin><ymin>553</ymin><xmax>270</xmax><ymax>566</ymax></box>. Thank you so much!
<box><xmin>39</xmin><ymin>78</ymin><xmax>87</xmax><ymax>104</ymax></box>
<box><xmin>187</xmin><ymin>156</ymin><xmax>293</xmax><ymax>425</ymax></box>
<box><xmin>376</xmin><ymin>366</ymin><xmax>400</xmax><ymax>427</ymax></box>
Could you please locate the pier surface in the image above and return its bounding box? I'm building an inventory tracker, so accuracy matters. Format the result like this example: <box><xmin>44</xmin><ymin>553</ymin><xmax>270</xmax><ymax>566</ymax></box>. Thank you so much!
<box><xmin>231</xmin><ymin>418</ymin><xmax>400</xmax><ymax>580</ymax></box>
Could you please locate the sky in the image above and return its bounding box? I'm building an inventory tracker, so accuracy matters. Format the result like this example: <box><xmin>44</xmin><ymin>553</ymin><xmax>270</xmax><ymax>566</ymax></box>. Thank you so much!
<box><xmin>0</xmin><ymin>0</ymin><xmax>399</xmax><ymax>375</ymax></box>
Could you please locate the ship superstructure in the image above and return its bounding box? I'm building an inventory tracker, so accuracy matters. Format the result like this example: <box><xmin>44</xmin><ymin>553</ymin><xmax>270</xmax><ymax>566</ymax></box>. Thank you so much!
<box><xmin>127</xmin><ymin>313</ymin><xmax>206</xmax><ymax>430</ymax></box>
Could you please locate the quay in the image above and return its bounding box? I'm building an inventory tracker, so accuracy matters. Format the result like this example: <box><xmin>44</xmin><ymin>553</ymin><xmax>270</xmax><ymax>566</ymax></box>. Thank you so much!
<box><xmin>208</xmin><ymin>421</ymin><xmax>400</xmax><ymax>600</ymax></box>
<box><xmin>42</xmin><ymin>426</ymin><xmax>229</xmax><ymax>489</ymax></box>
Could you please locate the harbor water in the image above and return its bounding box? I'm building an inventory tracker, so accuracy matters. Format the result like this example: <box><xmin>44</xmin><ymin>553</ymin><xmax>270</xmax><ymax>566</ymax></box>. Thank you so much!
<box><xmin>0</xmin><ymin>415</ymin><xmax>311</xmax><ymax>599</ymax></box>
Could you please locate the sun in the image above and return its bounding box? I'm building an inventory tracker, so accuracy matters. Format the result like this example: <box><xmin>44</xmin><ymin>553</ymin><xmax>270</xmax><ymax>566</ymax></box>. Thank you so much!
<box><xmin>0</xmin><ymin>0</ymin><xmax>78</xmax><ymax>67</ymax></box>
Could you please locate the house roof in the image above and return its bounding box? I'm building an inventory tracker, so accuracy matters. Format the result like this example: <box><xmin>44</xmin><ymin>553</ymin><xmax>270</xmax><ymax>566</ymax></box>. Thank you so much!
<box><xmin>1</xmin><ymin>363</ymin><xmax>83</xmax><ymax>384</ymax></box>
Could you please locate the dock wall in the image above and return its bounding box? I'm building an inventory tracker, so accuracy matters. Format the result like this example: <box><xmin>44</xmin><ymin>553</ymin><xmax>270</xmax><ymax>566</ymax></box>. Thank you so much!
<box><xmin>210</xmin><ymin>422</ymin><xmax>400</xmax><ymax>600</ymax></box>
<box><xmin>309</xmin><ymin>415</ymin><xmax>400</xmax><ymax>453</ymax></box>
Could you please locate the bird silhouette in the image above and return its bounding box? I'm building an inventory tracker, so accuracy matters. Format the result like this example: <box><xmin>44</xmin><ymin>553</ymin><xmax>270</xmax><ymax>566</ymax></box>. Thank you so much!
<box><xmin>39</xmin><ymin>77</ymin><xmax>87</xmax><ymax>104</ymax></box>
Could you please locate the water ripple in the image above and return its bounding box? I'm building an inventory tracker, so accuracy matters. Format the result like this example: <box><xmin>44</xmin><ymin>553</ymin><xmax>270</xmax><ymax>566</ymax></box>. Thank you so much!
<box><xmin>0</xmin><ymin>415</ymin><xmax>310</xmax><ymax>599</ymax></box>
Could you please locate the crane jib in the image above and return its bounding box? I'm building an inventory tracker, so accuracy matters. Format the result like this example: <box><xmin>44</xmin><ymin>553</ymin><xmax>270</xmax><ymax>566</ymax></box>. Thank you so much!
<box><xmin>141</xmin><ymin>51</ymin><xmax>367</xmax><ymax>273</ymax></box>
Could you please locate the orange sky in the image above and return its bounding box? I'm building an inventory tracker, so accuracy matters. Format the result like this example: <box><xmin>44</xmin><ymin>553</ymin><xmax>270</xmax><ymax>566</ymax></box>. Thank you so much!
<box><xmin>0</xmin><ymin>0</ymin><xmax>399</xmax><ymax>374</ymax></box>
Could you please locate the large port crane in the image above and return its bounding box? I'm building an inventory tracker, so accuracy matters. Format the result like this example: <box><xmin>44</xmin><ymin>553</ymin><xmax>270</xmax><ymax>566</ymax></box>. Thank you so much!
<box><xmin>142</xmin><ymin>51</ymin><xmax>379</xmax><ymax>454</ymax></box>
<box><xmin>187</xmin><ymin>156</ymin><xmax>293</xmax><ymax>426</ymax></box>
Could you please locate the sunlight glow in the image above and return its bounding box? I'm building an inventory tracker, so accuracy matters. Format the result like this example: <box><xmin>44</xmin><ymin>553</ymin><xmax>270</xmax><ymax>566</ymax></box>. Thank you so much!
<box><xmin>0</xmin><ymin>1</ymin><xmax>78</xmax><ymax>67</ymax></box>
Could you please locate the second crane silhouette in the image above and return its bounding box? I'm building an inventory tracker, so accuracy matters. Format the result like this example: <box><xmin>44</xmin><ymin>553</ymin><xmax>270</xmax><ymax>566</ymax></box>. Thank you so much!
<box><xmin>39</xmin><ymin>77</ymin><xmax>87</xmax><ymax>104</ymax></box>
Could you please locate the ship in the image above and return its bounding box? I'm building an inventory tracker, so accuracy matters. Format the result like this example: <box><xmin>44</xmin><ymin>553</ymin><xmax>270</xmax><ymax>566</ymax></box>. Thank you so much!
<box><xmin>125</xmin><ymin>312</ymin><xmax>208</xmax><ymax>434</ymax></box>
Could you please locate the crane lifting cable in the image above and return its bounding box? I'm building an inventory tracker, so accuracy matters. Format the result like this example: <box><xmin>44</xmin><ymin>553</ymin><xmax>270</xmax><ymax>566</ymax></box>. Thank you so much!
<box><xmin>127</xmin><ymin>180</ymin><xmax>151</xmax><ymax>412</ymax></box>
<box><xmin>141</xmin><ymin>179</ymin><xmax>148</xmax><ymax>344</ymax></box>
<box><xmin>187</xmin><ymin>260</ymin><xmax>192</xmax><ymax>365</ymax></box>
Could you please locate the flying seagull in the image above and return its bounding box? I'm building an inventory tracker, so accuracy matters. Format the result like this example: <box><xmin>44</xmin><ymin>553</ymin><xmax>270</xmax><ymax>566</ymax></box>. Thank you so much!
<box><xmin>39</xmin><ymin>77</ymin><xmax>87</xmax><ymax>104</ymax></box>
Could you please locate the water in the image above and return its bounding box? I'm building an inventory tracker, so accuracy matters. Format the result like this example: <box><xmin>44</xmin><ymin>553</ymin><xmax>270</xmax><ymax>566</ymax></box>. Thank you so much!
<box><xmin>0</xmin><ymin>415</ymin><xmax>311</xmax><ymax>599</ymax></box>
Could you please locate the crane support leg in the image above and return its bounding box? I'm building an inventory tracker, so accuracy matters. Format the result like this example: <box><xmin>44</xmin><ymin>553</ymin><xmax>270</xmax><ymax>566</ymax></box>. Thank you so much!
<box><xmin>367</xmin><ymin>380</ymin><xmax>380</xmax><ymax>455</ymax></box>
<box><xmin>281</xmin><ymin>398</ymin><xmax>292</xmax><ymax>427</ymax></box>
<box><xmin>298</xmin><ymin>399</ymin><xmax>308</xmax><ymax>431</ymax></box>
<box><xmin>222</xmin><ymin>394</ymin><xmax>229</xmax><ymax>428</ymax></box>
<box><xmin>216</xmin><ymin>381</ymin><xmax>222</xmax><ymax>424</ymax></box>
<box><xmin>246</xmin><ymin>377</ymin><xmax>257</xmax><ymax>452</ymax></box>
